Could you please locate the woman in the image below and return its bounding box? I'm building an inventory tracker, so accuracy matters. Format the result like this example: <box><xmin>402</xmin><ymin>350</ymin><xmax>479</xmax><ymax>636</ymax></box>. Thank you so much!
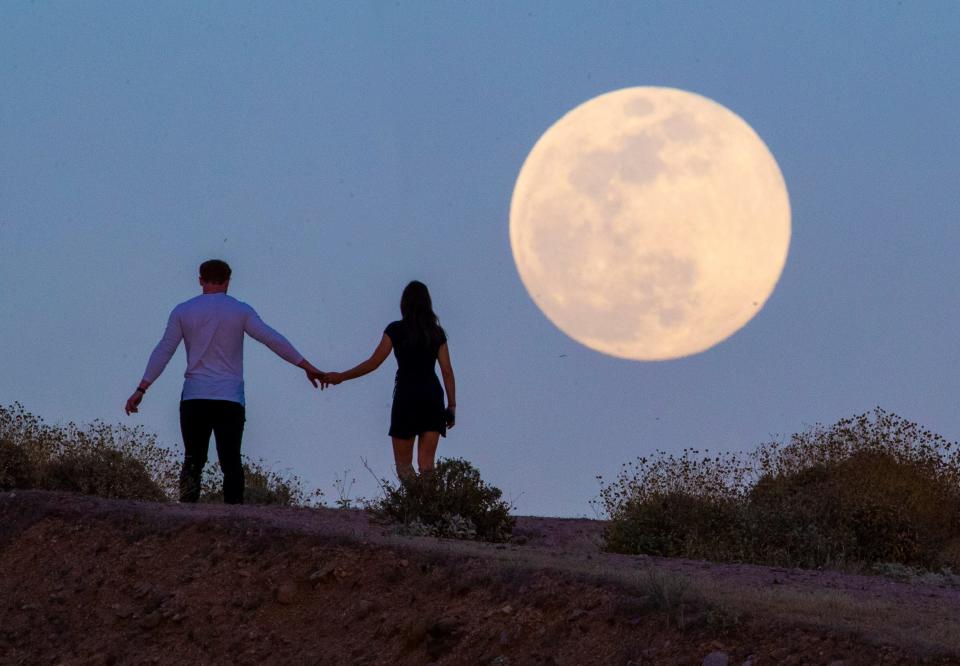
<box><xmin>324</xmin><ymin>281</ymin><xmax>456</xmax><ymax>482</ymax></box>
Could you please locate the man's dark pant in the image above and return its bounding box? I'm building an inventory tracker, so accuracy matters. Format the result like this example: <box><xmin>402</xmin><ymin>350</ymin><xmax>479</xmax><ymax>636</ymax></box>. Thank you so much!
<box><xmin>179</xmin><ymin>399</ymin><xmax>246</xmax><ymax>504</ymax></box>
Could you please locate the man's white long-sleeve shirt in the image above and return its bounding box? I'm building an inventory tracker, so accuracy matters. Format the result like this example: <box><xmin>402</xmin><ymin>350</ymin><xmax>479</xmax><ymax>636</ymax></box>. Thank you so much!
<box><xmin>141</xmin><ymin>293</ymin><xmax>304</xmax><ymax>405</ymax></box>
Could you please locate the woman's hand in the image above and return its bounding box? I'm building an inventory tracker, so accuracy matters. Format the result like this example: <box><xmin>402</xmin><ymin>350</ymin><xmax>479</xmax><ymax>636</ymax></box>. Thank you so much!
<box><xmin>445</xmin><ymin>405</ymin><xmax>456</xmax><ymax>429</ymax></box>
<box><xmin>324</xmin><ymin>372</ymin><xmax>345</xmax><ymax>386</ymax></box>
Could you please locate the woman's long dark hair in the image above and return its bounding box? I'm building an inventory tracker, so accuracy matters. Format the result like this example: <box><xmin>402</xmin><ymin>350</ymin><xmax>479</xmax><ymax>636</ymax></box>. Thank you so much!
<box><xmin>400</xmin><ymin>280</ymin><xmax>444</xmax><ymax>347</ymax></box>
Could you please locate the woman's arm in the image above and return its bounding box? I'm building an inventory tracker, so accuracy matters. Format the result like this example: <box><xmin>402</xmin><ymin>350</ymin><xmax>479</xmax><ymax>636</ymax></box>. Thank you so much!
<box><xmin>327</xmin><ymin>334</ymin><xmax>393</xmax><ymax>384</ymax></box>
<box><xmin>437</xmin><ymin>343</ymin><xmax>456</xmax><ymax>423</ymax></box>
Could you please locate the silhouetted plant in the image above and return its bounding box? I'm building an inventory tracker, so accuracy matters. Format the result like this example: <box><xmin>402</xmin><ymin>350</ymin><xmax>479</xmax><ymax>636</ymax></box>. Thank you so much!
<box><xmin>199</xmin><ymin>458</ymin><xmax>322</xmax><ymax>507</ymax></box>
<box><xmin>747</xmin><ymin>411</ymin><xmax>960</xmax><ymax>569</ymax></box>
<box><xmin>370</xmin><ymin>457</ymin><xmax>515</xmax><ymax>542</ymax></box>
<box><xmin>332</xmin><ymin>469</ymin><xmax>358</xmax><ymax>509</ymax></box>
<box><xmin>0</xmin><ymin>403</ymin><xmax>179</xmax><ymax>500</ymax></box>
<box><xmin>0</xmin><ymin>403</ymin><xmax>323</xmax><ymax>507</ymax></box>
<box><xmin>0</xmin><ymin>437</ymin><xmax>40</xmax><ymax>490</ymax></box>
<box><xmin>42</xmin><ymin>446</ymin><xmax>168</xmax><ymax>501</ymax></box>
<box><xmin>597</xmin><ymin>448</ymin><xmax>750</xmax><ymax>560</ymax></box>
<box><xmin>598</xmin><ymin>409</ymin><xmax>960</xmax><ymax>571</ymax></box>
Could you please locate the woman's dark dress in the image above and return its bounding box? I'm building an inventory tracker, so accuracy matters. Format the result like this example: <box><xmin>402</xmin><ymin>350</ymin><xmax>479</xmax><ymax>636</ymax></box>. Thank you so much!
<box><xmin>384</xmin><ymin>321</ymin><xmax>447</xmax><ymax>439</ymax></box>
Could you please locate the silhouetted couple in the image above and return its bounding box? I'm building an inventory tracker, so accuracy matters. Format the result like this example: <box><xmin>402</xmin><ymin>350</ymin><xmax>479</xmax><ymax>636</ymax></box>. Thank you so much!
<box><xmin>125</xmin><ymin>259</ymin><xmax>456</xmax><ymax>504</ymax></box>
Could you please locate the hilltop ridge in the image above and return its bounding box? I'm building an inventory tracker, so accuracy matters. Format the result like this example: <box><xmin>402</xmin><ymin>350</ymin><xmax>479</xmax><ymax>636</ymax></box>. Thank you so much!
<box><xmin>1</xmin><ymin>491</ymin><xmax>957</xmax><ymax>665</ymax></box>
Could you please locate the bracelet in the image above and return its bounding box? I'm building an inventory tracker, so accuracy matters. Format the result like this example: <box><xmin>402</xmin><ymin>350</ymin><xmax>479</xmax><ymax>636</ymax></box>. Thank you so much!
<box><xmin>135</xmin><ymin>387</ymin><xmax>146</xmax><ymax>394</ymax></box>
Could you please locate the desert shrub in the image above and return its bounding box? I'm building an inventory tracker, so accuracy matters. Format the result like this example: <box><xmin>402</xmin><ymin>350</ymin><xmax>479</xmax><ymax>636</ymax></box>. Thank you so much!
<box><xmin>0</xmin><ymin>403</ymin><xmax>179</xmax><ymax>500</ymax></box>
<box><xmin>0</xmin><ymin>402</ymin><xmax>69</xmax><ymax>477</ymax></box>
<box><xmin>747</xmin><ymin>411</ymin><xmax>960</xmax><ymax>568</ymax></box>
<box><xmin>369</xmin><ymin>457</ymin><xmax>514</xmax><ymax>542</ymax></box>
<box><xmin>42</xmin><ymin>445</ymin><xmax>168</xmax><ymax>501</ymax></box>
<box><xmin>747</xmin><ymin>451</ymin><xmax>958</xmax><ymax>567</ymax></box>
<box><xmin>598</xmin><ymin>409</ymin><xmax>960</xmax><ymax>571</ymax></box>
<box><xmin>597</xmin><ymin>449</ymin><xmax>750</xmax><ymax>560</ymax></box>
<box><xmin>199</xmin><ymin>458</ymin><xmax>322</xmax><ymax>506</ymax></box>
<box><xmin>0</xmin><ymin>403</ymin><xmax>323</xmax><ymax>507</ymax></box>
<box><xmin>0</xmin><ymin>437</ymin><xmax>40</xmax><ymax>490</ymax></box>
<box><xmin>603</xmin><ymin>491</ymin><xmax>742</xmax><ymax>559</ymax></box>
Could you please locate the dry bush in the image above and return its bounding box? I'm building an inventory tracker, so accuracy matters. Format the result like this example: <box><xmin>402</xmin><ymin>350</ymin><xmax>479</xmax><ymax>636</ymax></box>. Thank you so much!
<box><xmin>0</xmin><ymin>403</ymin><xmax>323</xmax><ymax>507</ymax></box>
<box><xmin>0</xmin><ymin>403</ymin><xmax>68</xmax><ymax>488</ymax></box>
<box><xmin>42</xmin><ymin>446</ymin><xmax>168</xmax><ymax>501</ymax></box>
<box><xmin>369</xmin><ymin>457</ymin><xmax>515</xmax><ymax>542</ymax></box>
<box><xmin>599</xmin><ymin>409</ymin><xmax>960</xmax><ymax>571</ymax></box>
<box><xmin>0</xmin><ymin>437</ymin><xmax>40</xmax><ymax>490</ymax></box>
<box><xmin>0</xmin><ymin>403</ymin><xmax>178</xmax><ymax>500</ymax></box>
<box><xmin>748</xmin><ymin>410</ymin><xmax>960</xmax><ymax>569</ymax></box>
<box><xmin>597</xmin><ymin>449</ymin><xmax>749</xmax><ymax>560</ymax></box>
<box><xmin>199</xmin><ymin>458</ymin><xmax>323</xmax><ymax>506</ymax></box>
<box><xmin>603</xmin><ymin>491</ymin><xmax>742</xmax><ymax>559</ymax></box>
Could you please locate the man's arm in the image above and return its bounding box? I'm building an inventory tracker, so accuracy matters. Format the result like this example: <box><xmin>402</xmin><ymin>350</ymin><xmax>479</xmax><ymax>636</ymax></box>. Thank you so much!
<box><xmin>126</xmin><ymin>310</ymin><xmax>182</xmax><ymax>415</ymax></box>
<box><xmin>245</xmin><ymin>310</ymin><xmax>326</xmax><ymax>387</ymax></box>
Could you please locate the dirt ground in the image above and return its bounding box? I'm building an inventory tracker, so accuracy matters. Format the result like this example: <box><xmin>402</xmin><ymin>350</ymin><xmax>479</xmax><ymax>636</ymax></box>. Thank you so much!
<box><xmin>1</xmin><ymin>491</ymin><xmax>958</xmax><ymax>665</ymax></box>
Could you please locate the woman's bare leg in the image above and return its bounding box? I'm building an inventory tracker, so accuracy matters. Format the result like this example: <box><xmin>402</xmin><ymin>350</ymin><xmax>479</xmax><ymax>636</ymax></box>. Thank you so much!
<box><xmin>392</xmin><ymin>437</ymin><xmax>416</xmax><ymax>482</ymax></box>
<box><xmin>416</xmin><ymin>431</ymin><xmax>441</xmax><ymax>474</ymax></box>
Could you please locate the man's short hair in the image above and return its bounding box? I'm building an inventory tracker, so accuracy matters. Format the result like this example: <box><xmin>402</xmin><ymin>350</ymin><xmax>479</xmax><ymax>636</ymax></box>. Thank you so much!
<box><xmin>199</xmin><ymin>259</ymin><xmax>232</xmax><ymax>284</ymax></box>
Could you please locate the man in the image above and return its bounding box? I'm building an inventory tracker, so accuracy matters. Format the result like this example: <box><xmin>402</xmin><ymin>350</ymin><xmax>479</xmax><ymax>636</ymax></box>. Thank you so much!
<box><xmin>125</xmin><ymin>259</ymin><xmax>325</xmax><ymax>504</ymax></box>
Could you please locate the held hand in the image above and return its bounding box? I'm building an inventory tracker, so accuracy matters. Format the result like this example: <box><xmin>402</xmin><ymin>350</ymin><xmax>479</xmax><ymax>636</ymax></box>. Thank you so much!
<box><xmin>324</xmin><ymin>372</ymin><xmax>344</xmax><ymax>386</ymax></box>
<box><xmin>125</xmin><ymin>391</ymin><xmax>144</xmax><ymax>415</ymax></box>
<box><xmin>304</xmin><ymin>367</ymin><xmax>326</xmax><ymax>389</ymax></box>
<box><xmin>299</xmin><ymin>360</ymin><xmax>329</xmax><ymax>389</ymax></box>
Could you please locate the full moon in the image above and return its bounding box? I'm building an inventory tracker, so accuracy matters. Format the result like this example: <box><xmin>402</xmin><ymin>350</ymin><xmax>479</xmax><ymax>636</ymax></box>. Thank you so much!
<box><xmin>509</xmin><ymin>87</ymin><xmax>790</xmax><ymax>360</ymax></box>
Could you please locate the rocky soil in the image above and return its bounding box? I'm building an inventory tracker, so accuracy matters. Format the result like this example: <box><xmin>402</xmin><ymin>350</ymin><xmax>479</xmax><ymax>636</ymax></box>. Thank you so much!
<box><xmin>1</xmin><ymin>490</ymin><xmax>959</xmax><ymax>665</ymax></box>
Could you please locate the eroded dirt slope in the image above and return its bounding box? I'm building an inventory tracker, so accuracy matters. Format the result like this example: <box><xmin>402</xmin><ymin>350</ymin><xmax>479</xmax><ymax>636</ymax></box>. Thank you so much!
<box><xmin>0</xmin><ymin>491</ymin><xmax>957</xmax><ymax>665</ymax></box>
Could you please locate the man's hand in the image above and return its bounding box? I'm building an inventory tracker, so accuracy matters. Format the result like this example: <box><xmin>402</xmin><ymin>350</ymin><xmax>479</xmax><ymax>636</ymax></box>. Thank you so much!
<box><xmin>125</xmin><ymin>390</ymin><xmax>144</xmax><ymax>415</ymax></box>
<box><xmin>298</xmin><ymin>360</ymin><xmax>331</xmax><ymax>389</ymax></box>
<box><xmin>303</xmin><ymin>367</ymin><xmax>322</xmax><ymax>388</ymax></box>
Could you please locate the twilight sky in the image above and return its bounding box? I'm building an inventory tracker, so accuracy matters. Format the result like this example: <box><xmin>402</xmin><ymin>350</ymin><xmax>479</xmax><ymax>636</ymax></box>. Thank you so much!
<box><xmin>2</xmin><ymin>2</ymin><xmax>959</xmax><ymax>516</ymax></box>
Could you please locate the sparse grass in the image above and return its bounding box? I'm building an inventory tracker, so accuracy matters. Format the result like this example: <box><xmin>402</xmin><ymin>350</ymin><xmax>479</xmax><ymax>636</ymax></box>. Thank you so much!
<box><xmin>496</xmin><ymin>543</ymin><xmax>960</xmax><ymax>655</ymax></box>
<box><xmin>868</xmin><ymin>561</ymin><xmax>960</xmax><ymax>587</ymax></box>
<box><xmin>633</xmin><ymin>568</ymin><xmax>701</xmax><ymax>628</ymax></box>
<box><xmin>597</xmin><ymin>409</ymin><xmax>960</xmax><ymax>572</ymax></box>
<box><xmin>714</xmin><ymin>583</ymin><xmax>960</xmax><ymax>656</ymax></box>
<box><xmin>368</xmin><ymin>527</ymin><xmax>960</xmax><ymax>656</ymax></box>
<box><xmin>369</xmin><ymin>457</ymin><xmax>515</xmax><ymax>542</ymax></box>
<box><xmin>612</xmin><ymin>569</ymin><xmax>739</xmax><ymax>633</ymax></box>
<box><xmin>332</xmin><ymin>469</ymin><xmax>358</xmax><ymax>509</ymax></box>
